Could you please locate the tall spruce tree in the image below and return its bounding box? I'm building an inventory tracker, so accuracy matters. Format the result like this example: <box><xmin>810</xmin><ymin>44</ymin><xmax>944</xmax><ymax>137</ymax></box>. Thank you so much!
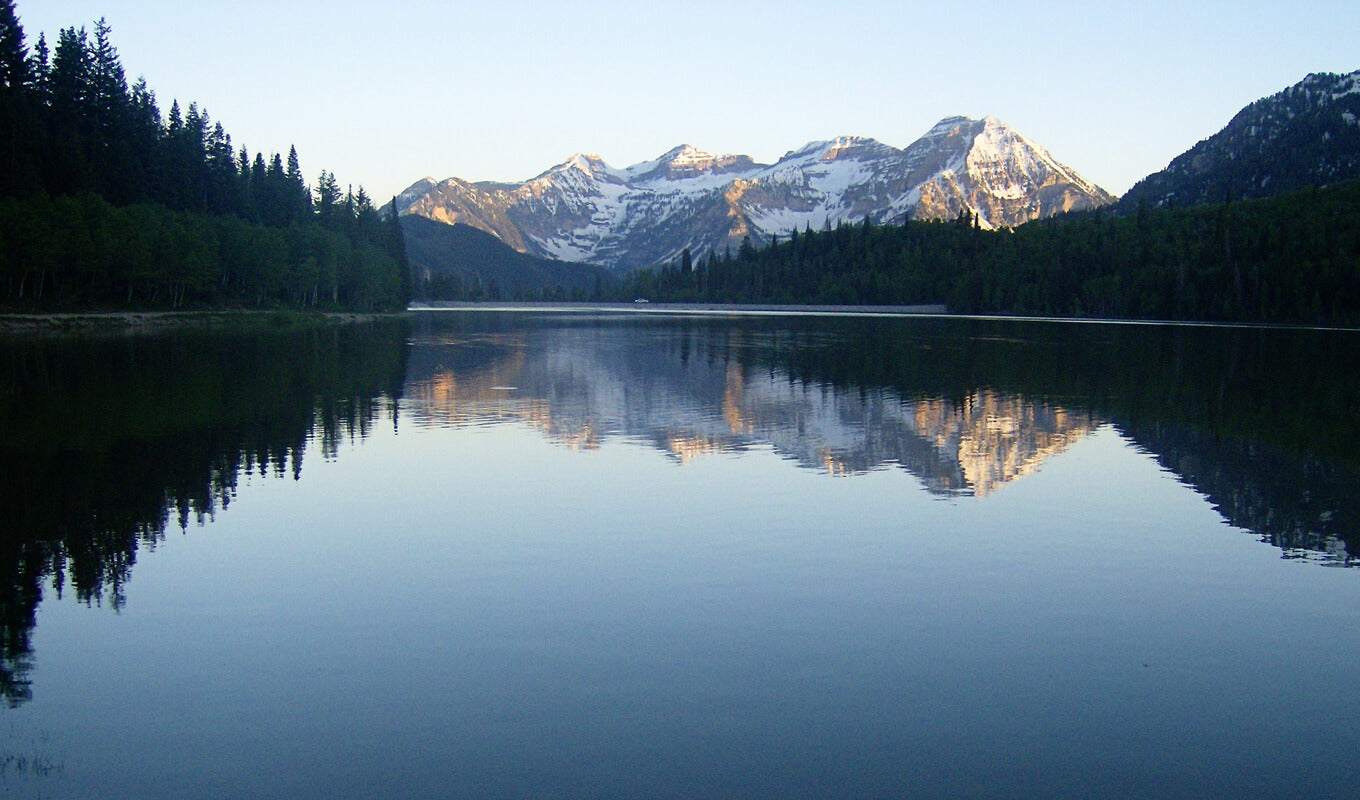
<box><xmin>0</xmin><ymin>0</ymin><xmax>27</xmax><ymax>91</ymax></box>
<box><xmin>88</xmin><ymin>18</ymin><xmax>133</xmax><ymax>200</ymax></box>
<box><xmin>387</xmin><ymin>198</ymin><xmax>411</xmax><ymax>303</ymax></box>
<box><xmin>25</xmin><ymin>31</ymin><xmax>46</xmax><ymax>98</ymax></box>
<box><xmin>315</xmin><ymin>169</ymin><xmax>340</xmax><ymax>224</ymax></box>
<box><xmin>47</xmin><ymin>26</ymin><xmax>92</xmax><ymax>194</ymax></box>
<box><xmin>285</xmin><ymin>145</ymin><xmax>308</xmax><ymax>221</ymax></box>
<box><xmin>0</xmin><ymin>0</ymin><xmax>28</xmax><ymax>196</ymax></box>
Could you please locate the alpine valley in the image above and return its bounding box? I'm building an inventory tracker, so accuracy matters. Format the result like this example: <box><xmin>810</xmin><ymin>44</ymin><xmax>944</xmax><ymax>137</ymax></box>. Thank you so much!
<box><xmin>392</xmin><ymin>116</ymin><xmax>1114</xmax><ymax>272</ymax></box>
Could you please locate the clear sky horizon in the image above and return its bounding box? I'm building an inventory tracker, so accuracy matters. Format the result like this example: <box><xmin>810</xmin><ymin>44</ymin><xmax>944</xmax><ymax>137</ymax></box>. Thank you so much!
<box><xmin>17</xmin><ymin>1</ymin><xmax>1360</xmax><ymax>204</ymax></box>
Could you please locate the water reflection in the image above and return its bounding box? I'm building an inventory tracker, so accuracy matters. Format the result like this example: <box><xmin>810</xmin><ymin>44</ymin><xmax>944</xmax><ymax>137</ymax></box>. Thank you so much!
<box><xmin>3</xmin><ymin>311</ymin><xmax>1357</xmax><ymax>710</ymax></box>
<box><xmin>0</xmin><ymin>320</ymin><xmax>409</xmax><ymax>706</ymax></box>
<box><xmin>1121</xmin><ymin>418</ymin><xmax>1359</xmax><ymax>565</ymax></box>
<box><xmin>406</xmin><ymin>312</ymin><xmax>1360</xmax><ymax>560</ymax></box>
<box><xmin>405</xmin><ymin>321</ymin><xmax>1102</xmax><ymax>496</ymax></box>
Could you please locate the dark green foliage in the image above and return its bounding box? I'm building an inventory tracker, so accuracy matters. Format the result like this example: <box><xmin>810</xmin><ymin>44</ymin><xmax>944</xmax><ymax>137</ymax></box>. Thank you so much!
<box><xmin>0</xmin><ymin>0</ymin><xmax>26</xmax><ymax>91</ymax></box>
<box><xmin>613</xmin><ymin>179</ymin><xmax>1360</xmax><ymax>326</ymax></box>
<box><xmin>1120</xmin><ymin>71</ymin><xmax>1360</xmax><ymax>211</ymax></box>
<box><xmin>0</xmin><ymin>193</ymin><xmax>407</xmax><ymax>310</ymax></box>
<box><xmin>0</xmin><ymin>318</ymin><xmax>410</xmax><ymax>704</ymax></box>
<box><xmin>0</xmin><ymin>4</ymin><xmax>409</xmax><ymax>311</ymax></box>
<box><xmin>403</xmin><ymin>216</ymin><xmax>610</xmax><ymax>301</ymax></box>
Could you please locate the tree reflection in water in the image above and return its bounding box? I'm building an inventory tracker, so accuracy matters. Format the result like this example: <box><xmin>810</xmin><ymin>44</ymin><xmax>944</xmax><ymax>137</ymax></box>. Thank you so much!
<box><xmin>0</xmin><ymin>319</ymin><xmax>409</xmax><ymax>706</ymax></box>
<box><xmin>404</xmin><ymin>313</ymin><xmax>1360</xmax><ymax>562</ymax></box>
<box><xmin>3</xmin><ymin>310</ymin><xmax>1358</xmax><ymax>708</ymax></box>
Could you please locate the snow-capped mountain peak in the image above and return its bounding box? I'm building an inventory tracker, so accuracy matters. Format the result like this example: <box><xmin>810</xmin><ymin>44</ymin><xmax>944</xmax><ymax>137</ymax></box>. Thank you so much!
<box><xmin>922</xmin><ymin>115</ymin><xmax>977</xmax><ymax>140</ymax></box>
<box><xmin>665</xmin><ymin>144</ymin><xmax>714</xmax><ymax>165</ymax></box>
<box><xmin>538</xmin><ymin>152</ymin><xmax>609</xmax><ymax>179</ymax></box>
<box><xmin>396</xmin><ymin>117</ymin><xmax>1112</xmax><ymax>270</ymax></box>
<box><xmin>623</xmin><ymin>144</ymin><xmax>759</xmax><ymax>184</ymax></box>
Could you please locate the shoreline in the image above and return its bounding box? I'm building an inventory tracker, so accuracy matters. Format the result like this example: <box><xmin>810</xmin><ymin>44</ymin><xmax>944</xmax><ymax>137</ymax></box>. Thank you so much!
<box><xmin>0</xmin><ymin>309</ymin><xmax>402</xmax><ymax>337</ymax></box>
<box><xmin>409</xmin><ymin>301</ymin><xmax>951</xmax><ymax>317</ymax></box>
<box><xmin>6</xmin><ymin>304</ymin><xmax>1358</xmax><ymax>335</ymax></box>
<box><xmin>407</xmin><ymin>302</ymin><xmax>1360</xmax><ymax>332</ymax></box>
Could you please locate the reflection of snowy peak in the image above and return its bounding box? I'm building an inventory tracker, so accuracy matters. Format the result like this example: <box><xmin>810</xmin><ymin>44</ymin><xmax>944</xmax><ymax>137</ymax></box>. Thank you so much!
<box><xmin>395</xmin><ymin>116</ymin><xmax>1113</xmax><ymax>271</ymax></box>
<box><xmin>403</xmin><ymin>327</ymin><xmax>1100</xmax><ymax>496</ymax></box>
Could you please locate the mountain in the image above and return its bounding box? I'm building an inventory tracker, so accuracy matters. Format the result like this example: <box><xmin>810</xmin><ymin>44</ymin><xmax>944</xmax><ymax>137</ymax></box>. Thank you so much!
<box><xmin>394</xmin><ymin>116</ymin><xmax>1112</xmax><ymax>272</ymax></box>
<box><xmin>1120</xmin><ymin>70</ymin><xmax>1360</xmax><ymax>210</ymax></box>
<box><xmin>401</xmin><ymin>216</ymin><xmax>609</xmax><ymax>298</ymax></box>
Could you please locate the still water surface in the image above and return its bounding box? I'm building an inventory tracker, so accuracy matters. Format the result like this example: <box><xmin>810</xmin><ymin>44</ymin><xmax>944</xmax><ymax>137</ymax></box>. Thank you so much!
<box><xmin>2</xmin><ymin>310</ymin><xmax>1359</xmax><ymax>799</ymax></box>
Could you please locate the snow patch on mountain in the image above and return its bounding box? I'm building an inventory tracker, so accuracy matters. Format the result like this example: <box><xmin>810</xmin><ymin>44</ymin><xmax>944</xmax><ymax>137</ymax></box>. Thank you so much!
<box><xmin>396</xmin><ymin>116</ymin><xmax>1113</xmax><ymax>270</ymax></box>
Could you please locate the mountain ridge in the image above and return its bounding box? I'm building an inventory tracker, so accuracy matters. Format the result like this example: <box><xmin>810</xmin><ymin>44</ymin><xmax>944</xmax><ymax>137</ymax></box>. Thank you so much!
<box><xmin>1119</xmin><ymin>69</ymin><xmax>1360</xmax><ymax>210</ymax></box>
<box><xmin>394</xmin><ymin>116</ymin><xmax>1114</xmax><ymax>271</ymax></box>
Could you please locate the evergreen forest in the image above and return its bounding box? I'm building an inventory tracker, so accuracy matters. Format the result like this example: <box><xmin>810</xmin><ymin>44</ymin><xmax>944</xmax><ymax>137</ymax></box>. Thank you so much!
<box><xmin>609</xmin><ymin>179</ymin><xmax>1360</xmax><ymax>326</ymax></box>
<box><xmin>0</xmin><ymin>2</ymin><xmax>410</xmax><ymax>311</ymax></box>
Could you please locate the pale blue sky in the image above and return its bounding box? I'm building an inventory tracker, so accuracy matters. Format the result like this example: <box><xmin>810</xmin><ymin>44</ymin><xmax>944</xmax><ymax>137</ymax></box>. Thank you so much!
<box><xmin>19</xmin><ymin>0</ymin><xmax>1360</xmax><ymax>202</ymax></box>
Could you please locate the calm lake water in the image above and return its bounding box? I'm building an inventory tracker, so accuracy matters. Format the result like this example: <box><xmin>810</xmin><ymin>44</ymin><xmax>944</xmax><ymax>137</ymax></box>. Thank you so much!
<box><xmin>2</xmin><ymin>309</ymin><xmax>1359</xmax><ymax>799</ymax></box>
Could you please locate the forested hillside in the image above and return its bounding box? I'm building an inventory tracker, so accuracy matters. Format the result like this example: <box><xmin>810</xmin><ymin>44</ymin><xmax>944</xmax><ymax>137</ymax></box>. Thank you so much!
<box><xmin>1118</xmin><ymin>70</ymin><xmax>1360</xmax><ymax>211</ymax></box>
<box><xmin>612</xmin><ymin>180</ymin><xmax>1360</xmax><ymax>326</ymax></box>
<box><xmin>403</xmin><ymin>217</ymin><xmax>609</xmax><ymax>301</ymax></box>
<box><xmin>0</xmin><ymin>2</ymin><xmax>409</xmax><ymax>311</ymax></box>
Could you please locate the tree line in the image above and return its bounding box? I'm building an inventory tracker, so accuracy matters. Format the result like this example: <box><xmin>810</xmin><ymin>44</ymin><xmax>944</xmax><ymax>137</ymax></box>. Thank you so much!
<box><xmin>609</xmin><ymin>178</ymin><xmax>1360</xmax><ymax>326</ymax></box>
<box><xmin>0</xmin><ymin>2</ymin><xmax>410</xmax><ymax>311</ymax></box>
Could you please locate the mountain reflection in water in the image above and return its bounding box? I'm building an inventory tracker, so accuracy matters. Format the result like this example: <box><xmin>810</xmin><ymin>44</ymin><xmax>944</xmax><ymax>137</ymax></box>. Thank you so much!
<box><xmin>405</xmin><ymin>326</ymin><xmax>1100</xmax><ymax>496</ymax></box>
<box><xmin>2</xmin><ymin>311</ymin><xmax>1358</xmax><ymax>712</ymax></box>
<box><xmin>405</xmin><ymin>312</ymin><xmax>1359</xmax><ymax>566</ymax></box>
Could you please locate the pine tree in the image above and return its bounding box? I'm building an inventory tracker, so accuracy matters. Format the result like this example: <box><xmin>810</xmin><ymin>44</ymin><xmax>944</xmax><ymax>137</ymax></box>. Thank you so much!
<box><xmin>84</xmin><ymin>19</ymin><xmax>135</xmax><ymax>200</ymax></box>
<box><xmin>0</xmin><ymin>0</ymin><xmax>27</xmax><ymax>91</ymax></box>
<box><xmin>205</xmin><ymin>121</ymin><xmax>236</xmax><ymax>213</ymax></box>
<box><xmin>315</xmin><ymin>169</ymin><xmax>340</xmax><ymax>223</ymax></box>
<box><xmin>49</xmin><ymin>27</ymin><xmax>89</xmax><ymax>117</ymax></box>
<box><xmin>285</xmin><ymin>145</ymin><xmax>308</xmax><ymax>220</ymax></box>
<box><xmin>387</xmin><ymin>198</ymin><xmax>411</xmax><ymax>303</ymax></box>
<box><xmin>25</xmin><ymin>31</ymin><xmax>46</xmax><ymax>98</ymax></box>
<box><xmin>261</xmin><ymin>151</ymin><xmax>287</xmax><ymax>225</ymax></box>
<box><xmin>176</xmin><ymin>102</ymin><xmax>210</xmax><ymax>210</ymax></box>
<box><xmin>46</xmin><ymin>26</ymin><xmax>92</xmax><ymax>194</ymax></box>
<box><xmin>0</xmin><ymin>0</ymin><xmax>28</xmax><ymax>197</ymax></box>
<box><xmin>354</xmin><ymin>185</ymin><xmax>375</xmax><ymax>233</ymax></box>
<box><xmin>89</xmin><ymin>19</ymin><xmax>125</xmax><ymax>126</ymax></box>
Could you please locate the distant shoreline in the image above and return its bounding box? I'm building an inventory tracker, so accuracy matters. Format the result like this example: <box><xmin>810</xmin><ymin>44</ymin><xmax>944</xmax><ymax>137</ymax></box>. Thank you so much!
<box><xmin>407</xmin><ymin>302</ymin><xmax>1360</xmax><ymax>332</ymax></box>
<box><xmin>5</xmin><ymin>304</ymin><xmax>1356</xmax><ymax>336</ymax></box>
<box><xmin>408</xmin><ymin>301</ymin><xmax>951</xmax><ymax>317</ymax></box>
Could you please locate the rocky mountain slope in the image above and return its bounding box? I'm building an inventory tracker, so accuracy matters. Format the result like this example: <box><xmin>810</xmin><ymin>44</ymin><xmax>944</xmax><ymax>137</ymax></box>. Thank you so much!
<box><xmin>394</xmin><ymin>116</ymin><xmax>1113</xmax><ymax>271</ymax></box>
<box><xmin>1120</xmin><ymin>70</ymin><xmax>1360</xmax><ymax>210</ymax></box>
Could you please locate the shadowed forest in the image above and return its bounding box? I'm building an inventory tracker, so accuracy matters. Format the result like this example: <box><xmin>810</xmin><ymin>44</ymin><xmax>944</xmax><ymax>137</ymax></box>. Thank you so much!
<box><xmin>0</xmin><ymin>4</ymin><xmax>410</xmax><ymax>311</ymax></box>
<box><xmin>608</xmin><ymin>182</ymin><xmax>1360</xmax><ymax>326</ymax></box>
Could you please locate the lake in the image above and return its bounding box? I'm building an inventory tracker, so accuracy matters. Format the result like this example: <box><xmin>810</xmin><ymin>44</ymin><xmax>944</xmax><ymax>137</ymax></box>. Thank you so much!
<box><xmin>2</xmin><ymin>309</ymin><xmax>1359</xmax><ymax>799</ymax></box>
